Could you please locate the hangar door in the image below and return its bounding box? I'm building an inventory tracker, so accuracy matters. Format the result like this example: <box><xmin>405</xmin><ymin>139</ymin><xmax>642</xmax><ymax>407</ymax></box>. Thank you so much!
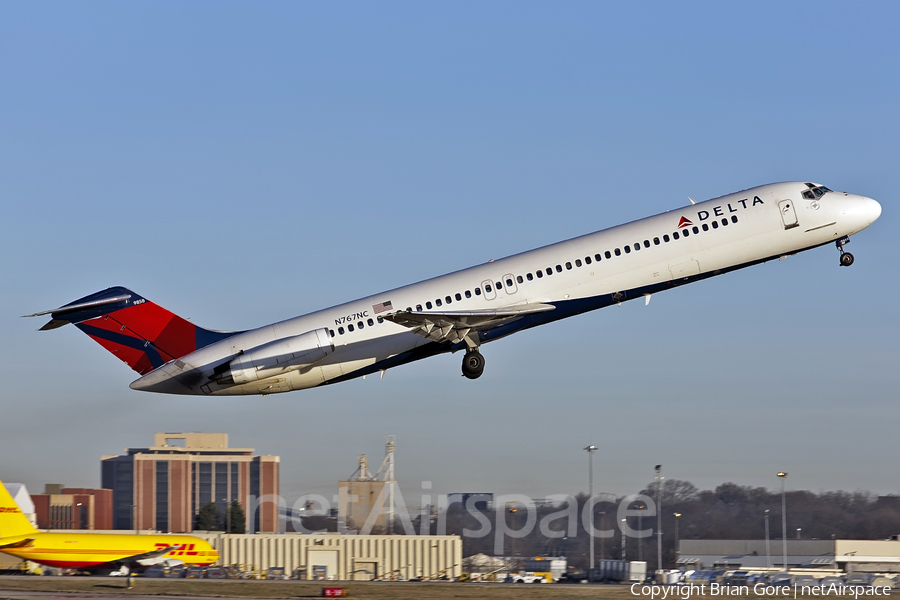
<box><xmin>307</xmin><ymin>549</ymin><xmax>339</xmax><ymax>580</ymax></box>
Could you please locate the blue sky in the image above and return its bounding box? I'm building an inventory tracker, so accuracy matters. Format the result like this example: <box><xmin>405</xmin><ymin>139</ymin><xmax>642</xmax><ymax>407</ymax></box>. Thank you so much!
<box><xmin>1</xmin><ymin>2</ymin><xmax>897</xmax><ymax>506</ymax></box>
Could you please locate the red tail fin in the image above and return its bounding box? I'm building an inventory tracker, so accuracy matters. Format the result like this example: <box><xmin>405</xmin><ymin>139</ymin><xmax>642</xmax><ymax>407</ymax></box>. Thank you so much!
<box><xmin>26</xmin><ymin>287</ymin><xmax>235</xmax><ymax>375</ymax></box>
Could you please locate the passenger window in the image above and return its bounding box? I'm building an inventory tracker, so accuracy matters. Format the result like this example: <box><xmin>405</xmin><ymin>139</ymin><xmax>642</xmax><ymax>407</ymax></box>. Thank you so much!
<box><xmin>546</xmin><ymin>267</ymin><xmax>553</xmax><ymax>275</ymax></box>
<box><xmin>475</xmin><ymin>288</ymin><xmax>481</xmax><ymax>296</ymax></box>
<box><xmin>673</xmin><ymin>231</ymin><xmax>680</xmax><ymax>240</ymax></box>
<box><xmin>436</xmin><ymin>298</ymin><xmax>442</xmax><ymax>306</ymax></box>
<box><xmin>585</xmin><ymin>256</ymin><xmax>592</xmax><ymax>264</ymax></box>
<box><xmin>564</xmin><ymin>263</ymin><xmax>571</xmax><ymax>270</ymax></box>
<box><xmin>455</xmin><ymin>293</ymin><xmax>462</xmax><ymax>301</ymax></box>
<box><xmin>633</xmin><ymin>243</ymin><xmax>640</xmax><ymax>251</ymax></box>
<box><xmin>702</xmin><ymin>224</ymin><xmax>709</xmax><ymax>231</ymax></box>
<box><xmin>338</xmin><ymin>327</ymin><xmax>345</xmax><ymax>335</ymax></box>
<box><xmin>485</xmin><ymin>285</ymin><xmax>492</xmax><ymax>292</ymax></box>
<box><xmin>575</xmin><ymin>259</ymin><xmax>582</xmax><ymax>267</ymax></box>
<box><xmin>595</xmin><ymin>253</ymin><xmax>603</xmax><ymax>261</ymax></box>
<box><xmin>731</xmin><ymin>215</ymin><xmax>738</xmax><ymax>223</ymax></box>
<box><xmin>426</xmin><ymin>301</ymin><xmax>433</xmax><ymax>309</ymax></box>
<box><xmin>692</xmin><ymin>226</ymin><xmax>699</xmax><ymax>234</ymax></box>
<box><xmin>653</xmin><ymin>237</ymin><xmax>660</xmax><ymax>245</ymax></box>
<box><xmin>368</xmin><ymin>318</ymin><xmax>374</xmax><ymax>326</ymax></box>
<box><xmin>555</xmin><ymin>265</ymin><xmax>562</xmax><ymax>273</ymax></box>
<box><xmin>605</xmin><ymin>251</ymin><xmax>611</xmax><ymax>259</ymax></box>
<box><xmin>536</xmin><ymin>270</ymin><xmax>543</xmax><ymax>278</ymax></box>
<box><xmin>663</xmin><ymin>234</ymin><xmax>670</xmax><ymax>242</ymax></box>
<box><xmin>358</xmin><ymin>321</ymin><xmax>364</xmax><ymax>329</ymax></box>
<box><xmin>615</xmin><ymin>248</ymin><xmax>622</xmax><ymax>256</ymax></box>
<box><xmin>644</xmin><ymin>240</ymin><xmax>650</xmax><ymax>248</ymax></box>
<box><xmin>683</xmin><ymin>229</ymin><xmax>690</xmax><ymax>237</ymax></box>
<box><xmin>526</xmin><ymin>273</ymin><xmax>533</xmax><ymax>281</ymax></box>
<box><xmin>416</xmin><ymin>304</ymin><xmax>422</xmax><ymax>312</ymax></box>
<box><xmin>506</xmin><ymin>278</ymin><xmax>513</xmax><ymax>286</ymax></box>
<box><xmin>495</xmin><ymin>281</ymin><xmax>502</xmax><ymax>289</ymax></box>
<box><xmin>406</xmin><ymin>307</ymin><xmax>412</xmax><ymax>312</ymax></box>
<box><xmin>711</xmin><ymin>221</ymin><xmax>718</xmax><ymax>229</ymax></box>
<box><xmin>348</xmin><ymin>324</ymin><xmax>354</xmax><ymax>332</ymax></box>
<box><xmin>329</xmin><ymin>329</ymin><xmax>335</xmax><ymax>337</ymax></box>
<box><xmin>445</xmin><ymin>296</ymin><xmax>452</xmax><ymax>304</ymax></box>
<box><xmin>377</xmin><ymin>317</ymin><xmax>384</xmax><ymax>324</ymax></box>
<box><xmin>516</xmin><ymin>275</ymin><xmax>523</xmax><ymax>283</ymax></box>
<box><xmin>721</xmin><ymin>218</ymin><xmax>728</xmax><ymax>226</ymax></box>
<box><xmin>465</xmin><ymin>290</ymin><xmax>472</xmax><ymax>298</ymax></box>
<box><xmin>624</xmin><ymin>246</ymin><xmax>631</xmax><ymax>254</ymax></box>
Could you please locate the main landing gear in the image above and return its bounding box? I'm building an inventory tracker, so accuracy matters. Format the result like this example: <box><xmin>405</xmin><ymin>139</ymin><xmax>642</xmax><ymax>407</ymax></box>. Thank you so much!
<box><xmin>462</xmin><ymin>349</ymin><xmax>485</xmax><ymax>380</ymax></box>
<box><xmin>836</xmin><ymin>236</ymin><xmax>854</xmax><ymax>267</ymax></box>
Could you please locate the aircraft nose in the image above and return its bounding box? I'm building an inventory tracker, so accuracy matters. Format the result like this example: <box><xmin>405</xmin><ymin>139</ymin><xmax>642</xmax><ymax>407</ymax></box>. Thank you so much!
<box><xmin>862</xmin><ymin>196</ymin><xmax>882</xmax><ymax>224</ymax></box>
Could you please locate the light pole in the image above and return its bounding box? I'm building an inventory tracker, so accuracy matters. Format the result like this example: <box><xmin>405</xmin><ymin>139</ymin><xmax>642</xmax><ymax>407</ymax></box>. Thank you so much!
<box><xmin>673</xmin><ymin>513</ymin><xmax>681</xmax><ymax>562</ymax></box>
<box><xmin>585</xmin><ymin>445</ymin><xmax>597</xmax><ymax>579</ymax></box>
<box><xmin>777</xmin><ymin>472</ymin><xmax>788</xmax><ymax>570</ymax></box>
<box><xmin>796</xmin><ymin>528</ymin><xmax>801</xmax><ymax>540</ymax></box>
<box><xmin>621</xmin><ymin>518</ymin><xmax>627</xmax><ymax>560</ymax></box>
<box><xmin>764</xmin><ymin>510</ymin><xmax>771</xmax><ymax>569</ymax></box>
<box><xmin>636</xmin><ymin>503</ymin><xmax>645</xmax><ymax>562</ymax></box>
<box><xmin>655</xmin><ymin>465</ymin><xmax>663</xmax><ymax>576</ymax></box>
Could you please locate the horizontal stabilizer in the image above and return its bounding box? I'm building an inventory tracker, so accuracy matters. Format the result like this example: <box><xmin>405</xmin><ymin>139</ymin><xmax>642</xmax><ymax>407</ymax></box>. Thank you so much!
<box><xmin>0</xmin><ymin>538</ymin><xmax>34</xmax><ymax>550</ymax></box>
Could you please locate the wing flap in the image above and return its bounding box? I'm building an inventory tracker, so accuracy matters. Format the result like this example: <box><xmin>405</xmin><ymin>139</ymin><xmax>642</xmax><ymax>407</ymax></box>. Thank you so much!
<box><xmin>383</xmin><ymin>303</ymin><xmax>555</xmax><ymax>345</ymax></box>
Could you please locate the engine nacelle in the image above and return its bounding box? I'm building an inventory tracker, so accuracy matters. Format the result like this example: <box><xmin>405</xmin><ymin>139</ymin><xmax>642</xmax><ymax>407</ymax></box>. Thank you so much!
<box><xmin>222</xmin><ymin>328</ymin><xmax>334</xmax><ymax>385</ymax></box>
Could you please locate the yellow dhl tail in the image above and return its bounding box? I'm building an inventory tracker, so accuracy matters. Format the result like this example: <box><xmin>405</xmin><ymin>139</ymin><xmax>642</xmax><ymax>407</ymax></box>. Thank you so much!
<box><xmin>0</xmin><ymin>477</ymin><xmax>38</xmax><ymax>538</ymax></box>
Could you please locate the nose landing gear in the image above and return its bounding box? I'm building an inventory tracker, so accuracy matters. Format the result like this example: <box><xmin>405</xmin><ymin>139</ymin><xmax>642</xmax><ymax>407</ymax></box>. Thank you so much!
<box><xmin>836</xmin><ymin>236</ymin><xmax>854</xmax><ymax>267</ymax></box>
<box><xmin>462</xmin><ymin>350</ymin><xmax>485</xmax><ymax>380</ymax></box>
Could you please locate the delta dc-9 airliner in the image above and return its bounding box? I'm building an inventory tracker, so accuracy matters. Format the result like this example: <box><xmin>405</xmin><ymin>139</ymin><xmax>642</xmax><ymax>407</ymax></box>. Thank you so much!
<box><xmin>26</xmin><ymin>182</ymin><xmax>881</xmax><ymax>396</ymax></box>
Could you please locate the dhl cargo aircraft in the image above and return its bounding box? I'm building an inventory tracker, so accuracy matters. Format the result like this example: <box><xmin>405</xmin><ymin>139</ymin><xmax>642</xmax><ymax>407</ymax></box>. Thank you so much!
<box><xmin>26</xmin><ymin>182</ymin><xmax>881</xmax><ymax>396</ymax></box>
<box><xmin>0</xmin><ymin>478</ymin><xmax>218</xmax><ymax>573</ymax></box>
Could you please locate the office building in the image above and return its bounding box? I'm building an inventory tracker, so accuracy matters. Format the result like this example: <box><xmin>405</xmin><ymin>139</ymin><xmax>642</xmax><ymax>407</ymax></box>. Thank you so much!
<box><xmin>101</xmin><ymin>432</ymin><xmax>279</xmax><ymax>533</ymax></box>
<box><xmin>32</xmin><ymin>485</ymin><xmax>112</xmax><ymax>530</ymax></box>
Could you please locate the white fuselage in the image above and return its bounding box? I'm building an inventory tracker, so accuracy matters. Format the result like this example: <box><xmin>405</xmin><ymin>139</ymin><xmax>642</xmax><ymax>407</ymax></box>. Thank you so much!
<box><xmin>131</xmin><ymin>182</ymin><xmax>881</xmax><ymax>395</ymax></box>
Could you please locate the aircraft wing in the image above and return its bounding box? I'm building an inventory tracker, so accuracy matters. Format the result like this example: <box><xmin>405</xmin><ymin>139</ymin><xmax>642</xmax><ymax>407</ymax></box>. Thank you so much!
<box><xmin>382</xmin><ymin>303</ymin><xmax>555</xmax><ymax>345</ymax></box>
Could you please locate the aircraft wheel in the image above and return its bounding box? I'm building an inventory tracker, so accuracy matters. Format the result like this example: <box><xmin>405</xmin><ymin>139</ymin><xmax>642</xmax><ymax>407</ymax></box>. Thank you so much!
<box><xmin>840</xmin><ymin>252</ymin><xmax>854</xmax><ymax>267</ymax></box>
<box><xmin>462</xmin><ymin>351</ymin><xmax>485</xmax><ymax>379</ymax></box>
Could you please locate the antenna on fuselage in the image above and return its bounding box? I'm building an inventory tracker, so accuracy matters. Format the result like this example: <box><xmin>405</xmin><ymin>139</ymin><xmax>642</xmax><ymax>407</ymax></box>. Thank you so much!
<box><xmin>688</xmin><ymin>196</ymin><xmax>697</xmax><ymax>205</ymax></box>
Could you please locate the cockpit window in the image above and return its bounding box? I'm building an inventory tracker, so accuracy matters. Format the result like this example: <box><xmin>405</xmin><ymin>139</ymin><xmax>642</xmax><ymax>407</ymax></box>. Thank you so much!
<box><xmin>803</xmin><ymin>185</ymin><xmax>831</xmax><ymax>199</ymax></box>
